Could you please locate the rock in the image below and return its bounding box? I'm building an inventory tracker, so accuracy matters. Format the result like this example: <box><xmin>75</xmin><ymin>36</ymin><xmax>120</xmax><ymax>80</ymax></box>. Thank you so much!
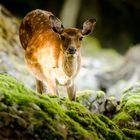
<box><xmin>76</xmin><ymin>49</ymin><xmax>123</xmax><ymax>92</ymax></box>
<box><xmin>112</xmin><ymin>85</ymin><xmax>140</xmax><ymax>139</ymax></box>
<box><xmin>103</xmin><ymin>96</ymin><xmax>120</xmax><ymax>118</ymax></box>
<box><xmin>97</xmin><ymin>44</ymin><xmax>140</xmax><ymax>100</ymax></box>
<box><xmin>76</xmin><ymin>90</ymin><xmax>106</xmax><ymax>114</ymax></box>
<box><xmin>0</xmin><ymin>4</ymin><xmax>35</xmax><ymax>88</ymax></box>
<box><xmin>0</xmin><ymin>73</ymin><xmax>126</xmax><ymax>139</ymax></box>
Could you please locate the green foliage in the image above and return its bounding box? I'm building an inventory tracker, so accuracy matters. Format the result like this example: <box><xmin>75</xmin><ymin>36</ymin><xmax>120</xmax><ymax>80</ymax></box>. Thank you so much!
<box><xmin>81</xmin><ymin>36</ymin><xmax>101</xmax><ymax>56</ymax></box>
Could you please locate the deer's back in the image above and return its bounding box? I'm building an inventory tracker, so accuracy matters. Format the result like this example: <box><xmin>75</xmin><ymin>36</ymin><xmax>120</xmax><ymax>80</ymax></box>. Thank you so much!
<box><xmin>19</xmin><ymin>9</ymin><xmax>53</xmax><ymax>50</ymax></box>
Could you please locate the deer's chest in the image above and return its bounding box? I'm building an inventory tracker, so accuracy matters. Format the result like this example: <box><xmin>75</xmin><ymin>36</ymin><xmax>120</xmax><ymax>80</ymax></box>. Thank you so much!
<box><xmin>53</xmin><ymin>55</ymin><xmax>79</xmax><ymax>86</ymax></box>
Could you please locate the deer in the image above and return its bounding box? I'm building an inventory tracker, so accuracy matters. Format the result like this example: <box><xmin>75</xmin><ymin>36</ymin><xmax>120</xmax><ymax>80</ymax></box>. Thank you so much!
<box><xmin>19</xmin><ymin>9</ymin><xmax>96</xmax><ymax>101</ymax></box>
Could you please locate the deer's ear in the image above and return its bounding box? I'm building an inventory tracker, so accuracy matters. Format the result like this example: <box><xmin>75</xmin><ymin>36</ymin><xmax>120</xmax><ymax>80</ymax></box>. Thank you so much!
<box><xmin>49</xmin><ymin>15</ymin><xmax>64</xmax><ymax>34</ymax></box>
<box><xmin>82</xmin><ymin>19</ymin><xmax>96</xmax><ymax>36</ymax></box>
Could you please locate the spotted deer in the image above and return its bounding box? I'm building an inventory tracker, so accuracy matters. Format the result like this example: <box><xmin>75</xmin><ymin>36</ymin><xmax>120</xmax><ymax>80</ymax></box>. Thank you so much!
<box><xmin>19</xmin><ymin>9</ymin><xmax>96</xmax><ymax>101</ymax></box>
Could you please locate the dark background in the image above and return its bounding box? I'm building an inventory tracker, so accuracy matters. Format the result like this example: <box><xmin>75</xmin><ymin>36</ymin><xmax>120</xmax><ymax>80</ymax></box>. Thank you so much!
<box><xmin>1</xmin><ymin>0</ymin><xmax>140</xmax><ymax>54</ymax></box>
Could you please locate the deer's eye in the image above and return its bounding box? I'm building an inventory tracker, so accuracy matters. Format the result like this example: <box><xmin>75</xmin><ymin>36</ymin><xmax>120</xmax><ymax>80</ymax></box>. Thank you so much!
<box><xmin>79</xmin><ymin>36</ymin><xmax>83</xmax><ymax>41</ymax></box>
<box><xmin>60</xmin><ymin>35</ymin><xmax>65</xmax><ymax>40</ymax></box>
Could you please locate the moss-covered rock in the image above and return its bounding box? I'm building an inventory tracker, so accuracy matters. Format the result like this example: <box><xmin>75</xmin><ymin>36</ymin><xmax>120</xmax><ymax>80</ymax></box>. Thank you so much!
<box><xmin>112</xmin><ymin>85</ymin><xmax>140</xmax><ymax>139</ymax></box>
<box><xmin>0</xmin><ymin>73</ymin><xmax>126</xmax><ymax>140</ymax></box>
<box><xmin>76</xmin><ymin>90</ymin><xmax>106</xmax><ymax>114</ymax></box>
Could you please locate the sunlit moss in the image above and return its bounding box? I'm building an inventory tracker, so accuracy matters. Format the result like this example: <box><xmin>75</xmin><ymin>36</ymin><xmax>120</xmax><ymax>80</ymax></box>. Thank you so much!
<box><xmin>112</xmin><ymin>112</ymin><xmax>132</xmax><ymax>122</ymax></box>
<box><xmin>112</xmin><ymin>85</ymin><xmax>140</xmax><ymax>139</ymax></box>
<box><xmin>0</xmin><ymin>73</ymin><xmax>135</xmax><ymax>139</ymax></box>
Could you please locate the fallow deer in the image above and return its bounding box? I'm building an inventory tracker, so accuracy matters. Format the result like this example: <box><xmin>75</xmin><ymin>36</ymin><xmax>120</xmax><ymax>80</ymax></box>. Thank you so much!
<box><xmin>19</xmin><ymin>9</ymin><xmax>96</xmax><ymax>101</ymax></box>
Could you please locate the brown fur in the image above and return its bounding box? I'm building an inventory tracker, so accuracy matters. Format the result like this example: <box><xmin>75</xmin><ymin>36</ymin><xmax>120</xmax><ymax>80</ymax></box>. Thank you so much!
<box><xmin>19</xmin><ymin>9</ymin><xmax>96</xmax><ymax>100</ymax></box>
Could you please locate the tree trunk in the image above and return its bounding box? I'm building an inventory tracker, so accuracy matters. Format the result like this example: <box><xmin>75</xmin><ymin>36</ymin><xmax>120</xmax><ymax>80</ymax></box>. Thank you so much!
<box><xmin>60</xmin><ymin>0</ymin><xmax>81</xmax><ymax>27</ymax></box>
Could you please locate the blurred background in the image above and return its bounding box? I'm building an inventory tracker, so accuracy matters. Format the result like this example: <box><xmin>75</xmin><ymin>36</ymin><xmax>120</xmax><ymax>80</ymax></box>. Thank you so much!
<box><xmin>1</xmin><ymin>0</ymin><xmax>140</xmax><ymax>52</ymax></box>
<box><xmin>0</xmin><ymin>0</ymin><xmax>140</xmax><ymax>99</ymax></box>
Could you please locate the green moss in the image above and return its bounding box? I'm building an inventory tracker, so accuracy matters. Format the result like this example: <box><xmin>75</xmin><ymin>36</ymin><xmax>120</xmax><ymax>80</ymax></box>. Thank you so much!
<box><xmin>96</xmin><ymin>91</ymin><xmax>105</xmax><ymax>98</ymax></box>
<box><xmin>122</xmin><ymin>128</ymin><xmax>140</xmax><ymax>139</ymax></box>
<box><xmin>112</xmin><ymin>85</ymin><xmax>140</xmax><ymax>139</ymax></box>
<box><xmin>108</xmin><ymin>130</ymin><xmax>123</xmax><ymax>140</ymax></box>
<box><xmin>56</xmin><ymin>97</ymin><xmax>124</xmax><ymax>139</ymax></box>
<box><xmin>0</xmin><ymin>73</ymin><xmax>36</xmax><ymax>96</ymax></box>
<box><xmin>115</xmin><ymin>85</ymin><xmax>140</xmax><ymax>120</ymax></box>
<box><xmin>77</xmin><ymin>90</ymin><xmax>105</xmax><ymax>100</ymax></box>
<box><xmin>112</xmin><ymin>112</ymin><xmax>132</xmax><ymax>123</ymax></box>
<box><xmin>121</xmin><ymin>85</ymin><xmax>140</xmax><ymax>105</ymax></box>
<box><xmin>0</xmin><ymin>73</ymin><xmax>130</xmax><ymax>139</ymax></box>
<box><xmin>0</xmin><ymin>74</ymin><xmax>94</xmax><ymax>139</ymax></box>
<box><xmin>98</xmin><ymin>115</ymin><xmax>124</xmax><ymax>139</ymax></box>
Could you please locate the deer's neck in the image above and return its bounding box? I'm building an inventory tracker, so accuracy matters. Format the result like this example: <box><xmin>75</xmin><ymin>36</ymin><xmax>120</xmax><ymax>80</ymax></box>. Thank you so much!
<box><xmin>62</xmin><ymin>54</ymin><xmax>80</xmax><ymax>77</ymax></box>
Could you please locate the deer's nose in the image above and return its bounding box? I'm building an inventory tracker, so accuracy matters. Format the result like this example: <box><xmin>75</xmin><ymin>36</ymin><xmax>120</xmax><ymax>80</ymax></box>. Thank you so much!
<box><xmin>68</xmin><ymin>47</ymin><xmax>77</xmax><ymax>54</ymax></box>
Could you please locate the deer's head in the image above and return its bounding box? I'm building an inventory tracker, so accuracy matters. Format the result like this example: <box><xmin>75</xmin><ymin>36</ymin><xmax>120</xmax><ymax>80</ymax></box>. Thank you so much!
<box><xmin>49</xmin><ymin>15</ymin><xmax>96</xmax><ymax>57</ymax></box>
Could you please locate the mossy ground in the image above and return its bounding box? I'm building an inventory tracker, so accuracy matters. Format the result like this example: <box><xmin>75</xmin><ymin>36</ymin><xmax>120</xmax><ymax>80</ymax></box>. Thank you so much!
<box><xmin>112</xmin><ymin>85</ymin><xmax>140</xmax><ymax>139</ymax></box>
<box><xmin>0</xmin><ymin>73</ymin><xmax>139</xmax><ymax>140</ymax></box>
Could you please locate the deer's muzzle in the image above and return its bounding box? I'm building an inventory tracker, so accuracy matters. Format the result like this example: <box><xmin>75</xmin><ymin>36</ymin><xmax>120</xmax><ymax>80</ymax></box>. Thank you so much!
<box><xmin>68</xmin><ymin>47</ymin><xmax>77</xmax><ymax>54</ymax></box>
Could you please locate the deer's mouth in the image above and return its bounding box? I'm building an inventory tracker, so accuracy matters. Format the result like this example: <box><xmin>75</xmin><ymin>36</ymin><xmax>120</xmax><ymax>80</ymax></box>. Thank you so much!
<box><xmin>65</xmin><ymin>52</ymin><xmax>77</xmax><ymax>58</ymax></box>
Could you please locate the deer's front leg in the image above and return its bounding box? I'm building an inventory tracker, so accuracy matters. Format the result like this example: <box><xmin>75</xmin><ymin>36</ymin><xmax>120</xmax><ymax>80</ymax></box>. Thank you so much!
<box><xmin>46</xmin><ymin>77</ymin><xmax>59</xmax><ymax>96</ymax></box>
<box><xmin>36</xmin><ymin>79</ymin><xmax>46</xmax><ymax>94</ymax></box>
<box><xmin>66</xmin><ymin>81</ymin><xmax>76</xmax><ymax>101</ymax></box>
<box><xmin>36</xmin><ymin>78</ymin><xmax>58</xmax><ymax>96</ymax></box>
<box><xmin>41</xmin><ymin>68</ymin><xmax>59</xmax><ymax>96</ymax></box>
